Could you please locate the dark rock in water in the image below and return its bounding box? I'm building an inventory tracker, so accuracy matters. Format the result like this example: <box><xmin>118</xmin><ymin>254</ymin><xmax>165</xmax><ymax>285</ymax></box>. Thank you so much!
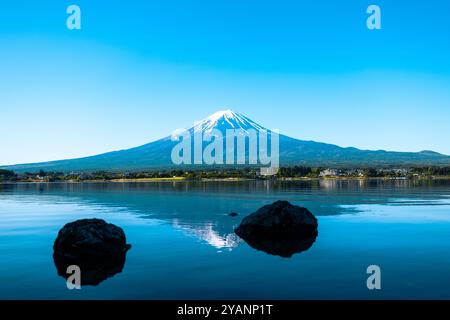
<box><xmin>229</xmin><ymin>212</ymin><xmax>239</xmax><ymax>217</ymax></box>
<box><xmin>235</xmin><ymin>201</ymin><xmax>318</xmax><ymax>239</ymax></box>
<box><xmin>53</xmin><ymin>218</ymin><xmax>131</xmax><ymax>286</ymax></box>
<box><xmin>53</xmin><ymin>218</ymin><xmax>131</xmax><ymax>257</ymax></box>
<box><xmin>235</xmin><ymin>200</ymin><xmax>318</xmax><ymax>258</ymax></box>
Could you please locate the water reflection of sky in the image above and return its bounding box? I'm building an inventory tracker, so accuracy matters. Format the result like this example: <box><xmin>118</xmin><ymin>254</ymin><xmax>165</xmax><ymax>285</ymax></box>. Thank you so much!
<box><xmin>338</xmin><ymin>198</ymin><xmax>450</xmax><ymax>223</ymax></box>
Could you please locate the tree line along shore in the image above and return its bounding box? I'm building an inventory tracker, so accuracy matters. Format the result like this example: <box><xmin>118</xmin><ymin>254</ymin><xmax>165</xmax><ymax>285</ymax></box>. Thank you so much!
<box><xmin>1</xmin><ymin>166</ymin><xmax>450</xmax><ymax>182</ymax></box>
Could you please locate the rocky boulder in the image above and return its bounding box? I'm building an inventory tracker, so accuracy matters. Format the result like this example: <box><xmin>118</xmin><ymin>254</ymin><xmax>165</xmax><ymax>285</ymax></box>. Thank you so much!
<box><xmin>235</xmin><ymin>200</ymin><xmax>318</xmax><ymax>257</ymax></box>
<box><xmin>53</xmin><ymin>218</ymin><xmax>131</xmax><ymax>286</ymax></box>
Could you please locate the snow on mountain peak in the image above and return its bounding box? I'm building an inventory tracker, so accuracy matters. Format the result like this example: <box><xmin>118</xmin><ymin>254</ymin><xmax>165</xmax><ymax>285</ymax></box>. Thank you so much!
<box><xmin>192</xmin><ymin>109</ymin><xmax>266</xmax><ymax>133</ymax></box>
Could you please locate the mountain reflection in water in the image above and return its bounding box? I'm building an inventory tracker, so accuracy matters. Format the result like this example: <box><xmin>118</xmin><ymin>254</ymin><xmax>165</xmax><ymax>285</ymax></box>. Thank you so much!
<box><xmin>172</xmin><ymin>219</ymin><xmax>241</xmax><ymax>250</ymax></box>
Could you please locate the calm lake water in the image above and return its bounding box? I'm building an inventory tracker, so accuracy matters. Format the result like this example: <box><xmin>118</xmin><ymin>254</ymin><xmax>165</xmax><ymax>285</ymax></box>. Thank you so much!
<box><xmin>1</xmin><ymin>179</ymin><xmax>450</xmax><ymax>299</ymax></box>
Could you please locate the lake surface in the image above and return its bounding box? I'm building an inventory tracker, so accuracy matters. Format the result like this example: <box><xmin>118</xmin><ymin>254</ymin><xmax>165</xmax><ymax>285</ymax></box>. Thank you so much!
<box><xmin>1</xmin><ymin>179</ymin><xmax>450</xmax><ymax>299</ymax></box>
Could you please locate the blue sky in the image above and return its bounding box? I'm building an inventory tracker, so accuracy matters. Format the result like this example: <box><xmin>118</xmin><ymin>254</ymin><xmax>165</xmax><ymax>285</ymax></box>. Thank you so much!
<box><xmin>1</xmin><ymin>0</ymin><xmax>450</xmax><ymax>165</ymax></box>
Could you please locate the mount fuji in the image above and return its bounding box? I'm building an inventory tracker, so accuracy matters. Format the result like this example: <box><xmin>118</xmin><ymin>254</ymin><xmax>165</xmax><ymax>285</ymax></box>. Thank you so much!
<box><xmin>2</xmin><ymin>109</ymin><xmax>450</xmax><ymax>173</ymax></box>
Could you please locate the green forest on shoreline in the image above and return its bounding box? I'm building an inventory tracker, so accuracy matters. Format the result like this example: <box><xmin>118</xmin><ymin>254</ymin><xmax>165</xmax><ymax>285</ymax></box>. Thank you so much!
<box><xmin>1</xmin><ymin>166</ymin><xmax>450</xmax><ymax>183</ymax></box>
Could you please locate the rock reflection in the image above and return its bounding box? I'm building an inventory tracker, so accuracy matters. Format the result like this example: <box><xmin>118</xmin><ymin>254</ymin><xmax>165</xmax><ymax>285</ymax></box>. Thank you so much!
<box><xmin>236</xmin><ymin>232</ymin><xmax>317</xmax><ymax>258</ymax></box>
<box><xmin>53</xmin><ymin>251</ymin><xmax>128</xmax><ymax>286</ymax></box>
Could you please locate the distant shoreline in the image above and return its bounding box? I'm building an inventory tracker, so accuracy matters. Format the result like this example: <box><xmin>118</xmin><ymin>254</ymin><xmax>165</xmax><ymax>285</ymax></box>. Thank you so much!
<box><xmin>2</xmin><ymin>176</ymin><xmax>450</xmax><ymax>184</ymax></box>
<box><xmin>2</xmin><ymin>167</ymin><xmax>450</xmax><ymax>183</ymax></box>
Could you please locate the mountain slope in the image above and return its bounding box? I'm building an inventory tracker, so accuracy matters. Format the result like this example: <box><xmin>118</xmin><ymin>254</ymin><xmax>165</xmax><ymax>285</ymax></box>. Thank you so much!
<box><xmin>2</xmin><ymin>110</ymin><xmax>450</xmax><ymax>173</ymax></box>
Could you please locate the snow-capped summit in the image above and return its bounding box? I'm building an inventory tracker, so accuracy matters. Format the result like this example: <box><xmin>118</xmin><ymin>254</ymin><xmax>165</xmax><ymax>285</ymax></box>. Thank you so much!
<box><xmin>192</xmin><ymin>109</ymin><xmax>266</xmax><ymax>133</ymax></box>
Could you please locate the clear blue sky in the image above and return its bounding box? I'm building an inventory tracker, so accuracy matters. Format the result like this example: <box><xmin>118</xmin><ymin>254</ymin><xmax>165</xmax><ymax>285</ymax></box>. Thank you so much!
<box><xmin>1</xmin><ymin>0</ymin><xmax>450</xmax><ymax>165</ymax></box>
